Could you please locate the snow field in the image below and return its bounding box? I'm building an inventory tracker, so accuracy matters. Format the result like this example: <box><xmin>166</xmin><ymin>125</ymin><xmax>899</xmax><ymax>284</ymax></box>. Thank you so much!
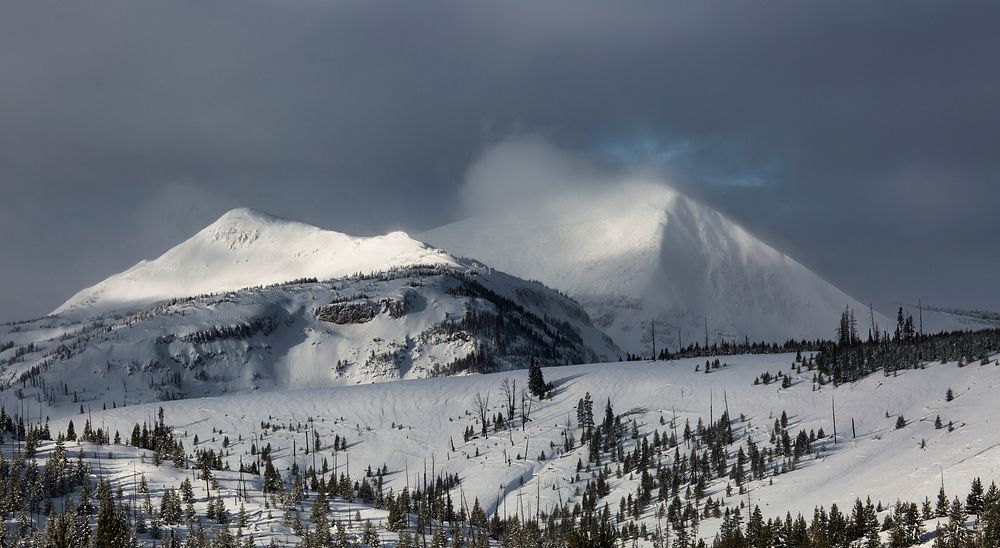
<box><xmin>16</xmin><ymin>352</ymin><xmax>999</xmax><ymax>545</ymax></box>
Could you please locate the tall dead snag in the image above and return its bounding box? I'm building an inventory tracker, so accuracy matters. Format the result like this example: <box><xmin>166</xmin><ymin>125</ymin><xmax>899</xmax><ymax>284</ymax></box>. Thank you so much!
<box><xmin>501</xmin><ymin>377</ymin><xmax>517</xmax><ymax>446</ymax></box>
<box><xmin>473</xmin><ymin>392</ymin><xmax>490</xmax><ymax>438</ymax></box>
<box><xmin>520</xmin><ymin>388</ymin><xmax>533</xmax><ymax>431</ymax></box>
<box><xmin>501</xmin><ymin>377</ymin><xmax>517</xmax><ymax>423</ymax></box>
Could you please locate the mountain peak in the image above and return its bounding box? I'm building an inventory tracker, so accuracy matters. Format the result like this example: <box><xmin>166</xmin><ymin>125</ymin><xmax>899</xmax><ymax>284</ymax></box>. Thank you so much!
<box><xmin>198</xmin><ymin>208</ymin><xmax>319</xmax><ymax>251</ymax></box>
<box><xmin>210</xmin><ymin>207</ymin><xmax>287</xmax><ymax>227</ymax></box>
<box><xmin>421</xmin><ymin>182</ymin><xmax>886</xmax><ymax>352</ymax></box>
<box><xmin>53</xmin><ymin>211</ymin><xmax>458</xmax><ymax>316</ymax></box>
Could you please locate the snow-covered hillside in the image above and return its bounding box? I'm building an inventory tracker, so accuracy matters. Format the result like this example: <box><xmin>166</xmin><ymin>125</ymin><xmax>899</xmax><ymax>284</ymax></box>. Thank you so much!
<box><xmin>6</xmin><ymin>351</ymin><xmax>1000</xmax><ymax>546</ymax></box>
<box><xmin>88</xmin><ymin>354</ymin><xmax>1000</xmax><ymax>520</ymax></box>
<box><xmin>5</xmin><ymin>203</ymin><xmax>997</xmax><ymax>547</ymax></box>
<box><xmin>2</xmin><ymin>265</ymin><xmax>619</xmax><ymax>399</ymax></box>
<box><xmin>894</xmin><ymin>304</ymin><xmax>1000</xmax><ymax>334</ymax></box>
<box><xmin>55</xmin><ymin>208</ymin><xmax>459</xmax><ymax>316</ymax></box>
<box><xmin>421</xmin><ymin>182</ymin><xmax>886</xmax><ymax>355</ymax></box>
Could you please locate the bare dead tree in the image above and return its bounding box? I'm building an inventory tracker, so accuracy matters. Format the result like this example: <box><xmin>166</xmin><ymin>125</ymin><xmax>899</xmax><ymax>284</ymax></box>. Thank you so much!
<box><xmin>520</xmin><ymin>388</ymin><xmax>533</xmax><ymax>431</ymax></box>
<box><xmin>500</xmin><ymin>377</ymin><xmax>516</xmax><ymax>422</ymax></box>
<box><xmin>473</xmin><ymin>392</ymin><xmax>490</xmax><ymax>438</ymax></box>
<box><xmin>500</xmin><ymin>378</ymin><xmax>517</xmax><ymax>446</ymax></box>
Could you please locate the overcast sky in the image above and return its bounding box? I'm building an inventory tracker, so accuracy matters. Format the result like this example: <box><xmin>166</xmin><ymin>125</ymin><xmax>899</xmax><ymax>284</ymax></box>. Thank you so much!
<box><xmin>2</xmin><ymin>1</ymin><xmax>999</xmax><ymax>322</ymax></box>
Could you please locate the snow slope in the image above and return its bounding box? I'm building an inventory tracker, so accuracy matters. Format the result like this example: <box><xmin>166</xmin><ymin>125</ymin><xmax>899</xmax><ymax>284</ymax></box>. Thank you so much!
<box><xmin>3</xmin><ymin>265</ymin><xmax>619</xmax><ymax>398</ymax></box>
<box><xmin>894</xmin><ymin>303</ymin><xmax>1000</xmax><ymax>334</ymax></box>
<box><xmin>12</xmin><ymin>351</ymin><xmax>1000</xmax><ymax>546</ymax></box>
<box><xmin>421</xmin><ymin>182</ymin><xmax>887</xmax><ymax>354</ymax></box>
<box><xmin>55</xmin><ymin>208</ymin><xmax>458</xmax><ymax>316</ymax></box>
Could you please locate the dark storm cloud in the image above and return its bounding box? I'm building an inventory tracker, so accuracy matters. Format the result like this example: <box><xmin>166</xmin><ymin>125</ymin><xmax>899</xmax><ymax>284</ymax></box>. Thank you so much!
<box><xmin>1</xmin><ymin>0</ymin><xmax>998</xmax><ymax>320</ymax></box>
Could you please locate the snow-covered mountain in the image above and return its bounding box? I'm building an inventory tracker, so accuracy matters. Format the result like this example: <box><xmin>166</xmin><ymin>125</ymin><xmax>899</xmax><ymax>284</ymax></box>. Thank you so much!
<box><xmin>421</xmin><ymin>182</ymin><xmax>886</xmax><ymax>354</ymax></box>
<box><xmin>4</xmin><ymin>209</ymin><xmax>619</xmax><ymax>399</ymax></box>
<box><xmin>3</xmin><ymin>264</ymin><xmax>618</xmax><ymax>400</ymax></box>
<box><xmin>55</xmin><ymin>208</ymin><xmax>459</xmax><ymax>316</ymax></box>
<box><xmin>3</xmin><ymin>205</ymin><xmax>999</xmax><ymax>547</ymax></box>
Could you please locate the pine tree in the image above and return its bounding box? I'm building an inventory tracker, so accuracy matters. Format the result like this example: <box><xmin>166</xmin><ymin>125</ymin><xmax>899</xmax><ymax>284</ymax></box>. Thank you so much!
<box><xmin>335</xmin><ymin>522</ymin><xmax>349</xmax><ymax>548</ymax></box>
<box><xmin>214</xmin><ymin>525</ymin><xmax>235</xmax><ymax>548</ymax></box>
<box><xmin>528</xmin><ymin>358</ymin><xmax>547</xmax><ymax>398</ymax></box>
<box><xmin>889</xmin><ymin>506</ymin><xmax>910</xmax><ymax>548</ymax></box>
<box><xmin>471</xmin><ymin>498</ymin><xmax>488</xmax><ymax>530</ymax></box>
<box><xmin>966</xmin><ymin>477</ymin><xmax>985</xmax><ymax>515</ymax></box>
<box><xmin>978</xmin><ymin>482</ymin><xmax>1000</xmax><ymax>547</ymax></box>
<box><xmin>95</xmin><ymin>481</ymin><xmax>129</xmax><ymax>548</ymax></box>
<box><xmin>363</xmin><ymin>520</ymin><xmax>381</xmax><ymax>547</ymax></box>
<box><xmin>936</xmin><ymin>486</ymin><xmax>949</xmax><ymax>518</ymax></box>
<box><xmin>74</xmin><ymin>502</ymin><xmax>95</xmax><ymax>548</ymax></box>
<box><xmin>387</xmin><ymin>495</ymin><xmax>407</xmax><ymax>531</ymax></box>
<box><xmin>263</xmin><ymin>456</ymin><xmax>283</xmax><ymax>493</ymax></box>
<box><xmin>431</xmin><ymin>525</ymin><xmax>446</xmax><ymax>548</ymax></box>
<box><xmin>42</xmin><ymin>509</ymin><xmax>70</xmax><ymax>548</ymax></box>
<box><xmin>864</xmin><ymin>498</ymin><xmax>881</xmax><ymax>548</ymax></box>
<box><xmin>397</xmin><ymin>531</ymin><xmax>415</xmax><ymax>548</ymax></box>
<box><xmin>942</xmin><ymin>497</ymin><xmax>967</xmax><ymax>548</ymax></box>
<box><xmin>309</xmin><ymin>488</ymin><xmax>332</xmax><ymax>547</ymax></box>
<box><xmin>577</xmin><ymin>393</ymin><xmax>595</xmax><ymax>441</ymax></box>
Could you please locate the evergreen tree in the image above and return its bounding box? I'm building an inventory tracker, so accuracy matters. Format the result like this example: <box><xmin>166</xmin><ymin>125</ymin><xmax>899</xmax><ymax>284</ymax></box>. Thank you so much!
<box><xmin>431</xmin><ymin>524</ymin><xmax>446</xmax><ymax>548</ymax></box>
<box><xmin>966</xmin><ymin>477</ymin><xmax>984</xmax><ymax>515</ymax></box>
<box><xmin>263</xmin><ymin>456</ymin><xmax>283</xmax><ymax>493</ymax></box>
<box><xmin>42</xmin><ymin>509</ymin><xmax>70</xmax><ymax>548</ymax></box>
<box><xmin>398</xmin><ymin>531</ymin><xmax>415</xmax><ymax>548</ymax></box>
<box><xmin>528</xmin><ymin>358</ymin><xmax>547</xmax><ymax>398</ymax></box>
<box><xmin>864</xmin><ymin>499</ymin><xmax>881</xmax><ymax>548</ymax></box>
<box><xmin>335</xmin><ymin>522</ymin><xmax>349</xmax><ymax>548</ymax></box>
<box><xmin>363</xmin><ymin>520</ymin><xmax>381</xmax><ymax>547</ymax></box>
<box><xmin>95</xmin><ymin>481</ymin><xmax>129</xmax><ymax>548</ymax></box>
<box><xmin>977</xmin><ymin>482</ymin><xmax>1000</xmax><ymax>547</ymax></box>
<box><xmin>936</xmin><ymin>486</ymin><xmax>949</xmax><ymax>518</ymax></box>
<box><xmin>311</xmin><ymin>490</ymin><xmax>332</xmax><ymax>547</ymax></box>
<box><xmin>717</xmin><ymin>508</ymin><xmax>745</xmax><ymax>548</ymax></box>
<box><xmin>387</xmin><ymin>493</ymin><xmax>408</xmax><ymax>531</ymax></box>
<box><xmin>941</xmin><ymin>497</ymin><xmax>967</xmax><ymax>548</ymax></box>
<box><xmin>577</xmin><ymin>393</ymin><xmax>595</xmax><ymax>441</ymax></box>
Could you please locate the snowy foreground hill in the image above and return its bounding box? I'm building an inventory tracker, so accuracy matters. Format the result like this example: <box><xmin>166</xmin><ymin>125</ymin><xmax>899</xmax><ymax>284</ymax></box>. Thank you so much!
<box><xmin>3</xmin><ymin>353</ymin><xmax>1000</xmax><ymax>546</ymax></box>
